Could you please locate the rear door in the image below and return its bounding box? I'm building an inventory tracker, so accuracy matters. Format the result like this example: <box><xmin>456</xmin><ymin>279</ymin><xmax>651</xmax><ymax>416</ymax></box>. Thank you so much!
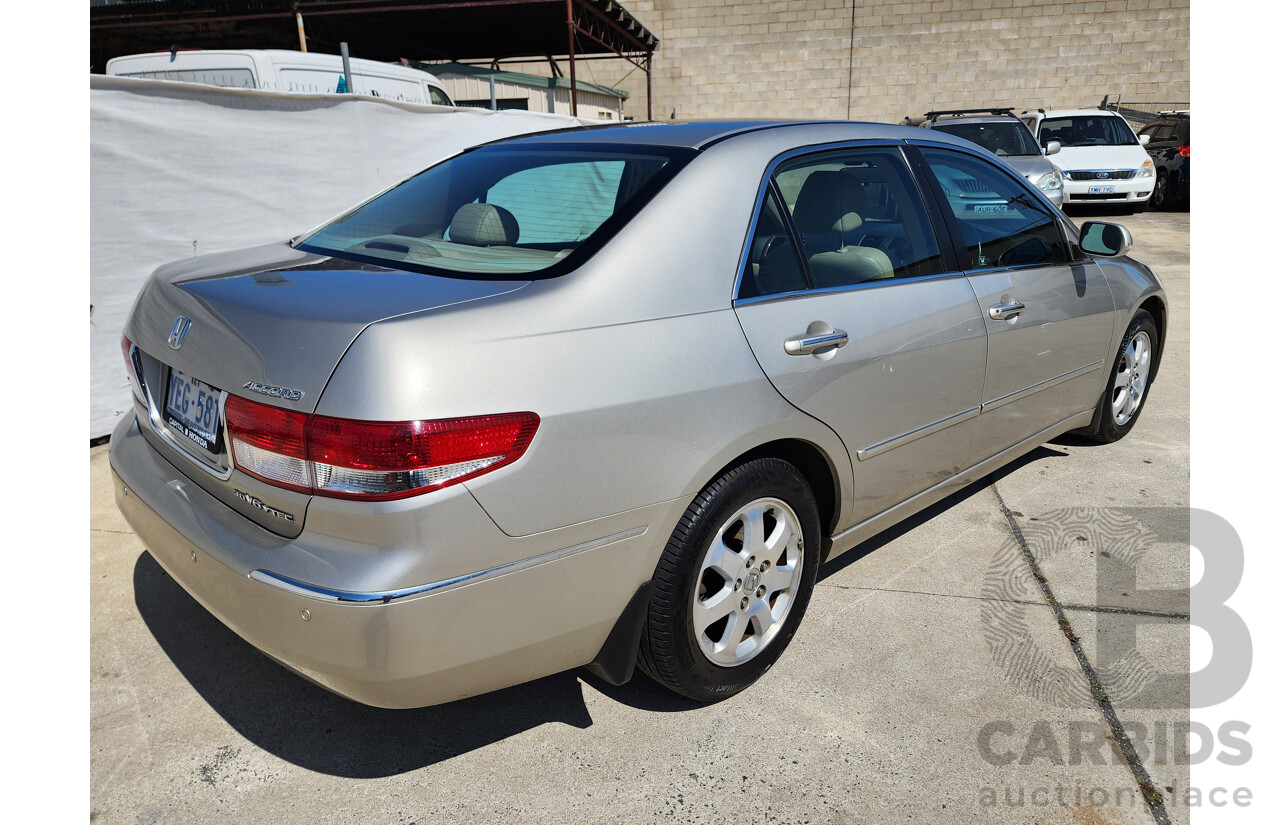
<box><xmin>911</xmin><ymin>144</ymin><xmax>1116</xmax><ymax>460</ymax></box>
<box><xmin>733</xmin><ymin>144</ymin><xmax>988</xmax><ymax>526</ymax></box>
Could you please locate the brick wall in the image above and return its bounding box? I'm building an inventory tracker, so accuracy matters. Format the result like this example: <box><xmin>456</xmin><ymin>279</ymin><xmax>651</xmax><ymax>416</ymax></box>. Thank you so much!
<box><xmin>596</xmin><ymin>0</ymin><xmax>1189</xmax><ymax>123</ymax></box>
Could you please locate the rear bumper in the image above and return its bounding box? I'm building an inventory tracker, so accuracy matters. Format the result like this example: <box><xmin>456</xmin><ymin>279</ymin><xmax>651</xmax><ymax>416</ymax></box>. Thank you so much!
<box><xmin>109</xmin><ymin>414</ymin><xmax>676</xmax><ymax>708</ymax></box>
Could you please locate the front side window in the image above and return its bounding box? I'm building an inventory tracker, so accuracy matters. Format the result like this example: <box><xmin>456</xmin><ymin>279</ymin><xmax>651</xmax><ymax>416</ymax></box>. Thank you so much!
<box><xmin>299</xmin><ymin>144</ymin><xmax>693</xmax><ymax>278</ymax></box>
<box><xmin>919</xmin><ymin>147</ymin><xmax>1069</xmax><ymax>270</ymax></box>
<box><xmin>428</xmin><ymin>86</ymin><xmax>453</xmax><ymax>106</ymax></box>
<box><xmin>930</xmin><ymin>121</ymin><xmax>1041</xmax><ymax>157</ymax></box>
<box><xmin>769</xmin><ymin>147</ymin><xmax>947</xmax><ymax>288</ymax></box>
<box><xmin>1038</xmin><ymin>115</ymin><xmax>1139</xmax><ymax>147</ymax></box>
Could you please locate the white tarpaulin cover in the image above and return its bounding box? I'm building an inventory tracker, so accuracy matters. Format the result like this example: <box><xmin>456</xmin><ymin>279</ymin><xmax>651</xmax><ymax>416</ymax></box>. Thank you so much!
<box><xmin>90</xmin><ymin>75</ymin><xmax>586</xmax><ymax>439</ymax></box>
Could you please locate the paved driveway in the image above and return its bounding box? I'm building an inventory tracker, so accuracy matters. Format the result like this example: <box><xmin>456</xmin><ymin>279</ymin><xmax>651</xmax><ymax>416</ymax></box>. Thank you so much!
<box><xmin>90</xmin><ymin>210</ymin><xmax>1190</xmax><ymax>825</ymax></box>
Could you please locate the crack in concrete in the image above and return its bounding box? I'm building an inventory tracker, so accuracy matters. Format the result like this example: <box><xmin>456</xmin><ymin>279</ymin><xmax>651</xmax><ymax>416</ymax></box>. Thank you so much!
<box><xmin>818</xmin><ymin>582</ymin><xmax>1189</xmax><ymax>621</ymax></box>
<box><xmin>990</xmin><ymin>480</ymin><xmax>1171</xmax><ymax>825</ymax></box>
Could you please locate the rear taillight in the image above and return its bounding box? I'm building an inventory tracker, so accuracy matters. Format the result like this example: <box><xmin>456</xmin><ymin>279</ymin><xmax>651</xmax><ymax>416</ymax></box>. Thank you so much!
<box><xmin>121</xmin><ymin>336</ymin><xmax>146</xmax><ymax>404</ymax></box>
<box><xmin>224</xmin><ymin>395</ymin><xmax>311</xmax><ymax>493</ymax></box>
<box><xmin>224</xmin><ymin>394</ymin><xmax>538</xmax><ymax>501</ymax></box>
<box><xmin>1179</xmin><ymin>145</ymin><xmax>1190</xmax><ymax>159</ymax></box>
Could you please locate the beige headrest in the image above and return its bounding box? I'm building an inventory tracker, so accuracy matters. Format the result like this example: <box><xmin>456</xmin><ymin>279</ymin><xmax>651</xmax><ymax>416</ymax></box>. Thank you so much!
<box><xmin>450</xmin><ymin>202</ymin><xmax>520</xmax><ymax>246</ymax></box>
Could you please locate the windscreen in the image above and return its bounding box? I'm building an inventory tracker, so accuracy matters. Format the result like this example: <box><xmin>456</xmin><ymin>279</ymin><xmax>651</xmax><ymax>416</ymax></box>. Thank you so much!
<box><xmin>931</xmin><ymin>121</ymin><xmax>1040</xmax><ymax>156</ymax></box>
<box><xmin>299</xmin><ymin>143</ymin><xmax>695</xmax><ymax>278</ymax></box>
<box><xmin>1037</xmin><ymin>115</ymin><xmax>1139</xmax><ymax>147</ymax></box>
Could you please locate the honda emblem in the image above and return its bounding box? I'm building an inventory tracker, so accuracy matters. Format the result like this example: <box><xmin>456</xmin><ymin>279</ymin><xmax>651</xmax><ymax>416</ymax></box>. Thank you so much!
<box><xmin>168</xmin><ymin>316</ymin><xmax>192</xmax><ymax>350</ymax></box>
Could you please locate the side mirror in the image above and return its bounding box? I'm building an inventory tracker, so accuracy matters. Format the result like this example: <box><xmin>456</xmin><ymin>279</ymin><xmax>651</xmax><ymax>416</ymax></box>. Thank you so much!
<box><xmin>1079</xmin><ymin>221</ymin><xmax>1133</xmax><ymax>258</ymax></box>
<box><xmin>1045</xmin><ymin>140</ymin><xmax>1061</xmax><ymax>156</ymax></box>
<box><xmin>1139</xmin><ymin>133</ymin><xmax>1151</xmax><ymax>146</ymax></box>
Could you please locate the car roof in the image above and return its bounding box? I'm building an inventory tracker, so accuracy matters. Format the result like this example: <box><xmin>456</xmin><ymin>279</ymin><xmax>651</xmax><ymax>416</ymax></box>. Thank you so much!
<box><xmin>1039</xmin><ymin>109</ymin><xmax>1125</xmax><ymax>118</ymax></box>
<box><xmin>486</xmin><ymin>120</ymin><xmax>963</xmax><ymax>150</ymax></box>
<box><xmin>928</xmin><ymin>115</ymin><xmax>1021</xmax><ymax>126</ymax></box>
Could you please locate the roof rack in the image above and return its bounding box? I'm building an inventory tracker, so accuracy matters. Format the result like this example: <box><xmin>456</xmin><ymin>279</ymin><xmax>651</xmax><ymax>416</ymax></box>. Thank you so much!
<box><xmin>1156</xmin><ymin>110</ymin><xmax>1190</xmax><ymax>116</ymax></box>
<box><xmin>921</xmin><ymin>108</ymin><xmax>1017</xmax><ymax>124</ymax></box>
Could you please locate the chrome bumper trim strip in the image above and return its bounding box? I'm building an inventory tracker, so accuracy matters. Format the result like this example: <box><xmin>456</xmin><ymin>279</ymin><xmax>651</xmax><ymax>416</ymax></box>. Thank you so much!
<box><xmin>249</xmin><ymin>525</ymin><xmax>648</xmax><ymax>604</ymax></box>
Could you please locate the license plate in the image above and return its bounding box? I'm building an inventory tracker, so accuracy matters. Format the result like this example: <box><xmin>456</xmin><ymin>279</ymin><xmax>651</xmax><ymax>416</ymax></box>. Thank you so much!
<box><xmin>973</xmin><ymin>204</ymin><xmax>1009</xmax><ymax>213</ymax></box>
<box><xmin>165</xmin><ymin>369</ymin><xmax>222</xmax><ymax>453</ymax></box>
<box><xmin>1088</xmin><ymin>185</ymin><xmax>1115</xmax><ymax>194</ymax></box>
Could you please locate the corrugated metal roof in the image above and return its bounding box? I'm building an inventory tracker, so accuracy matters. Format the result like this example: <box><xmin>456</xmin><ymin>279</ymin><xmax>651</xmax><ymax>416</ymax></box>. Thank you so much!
<box><xmin>90</xmin><ymin>0</ymin><xmax>659</xmax><ymax>73</ymax></box>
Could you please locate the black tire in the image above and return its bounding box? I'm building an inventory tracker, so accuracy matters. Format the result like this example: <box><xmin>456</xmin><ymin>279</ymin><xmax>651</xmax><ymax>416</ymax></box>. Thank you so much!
<box><xmin>637</xmin><ymin>457</ymin><xmax>821</xmax><ymax>701</ymax></box>
<box><xmin>1083</xmin><ymin>309</ymin><xmax>1159</xmax><ymax>443</ymax></box>
<box><xmin>1149</xmin><ymin>170</ymin><xmax>1169</xmax><ymax>211</ymax></box>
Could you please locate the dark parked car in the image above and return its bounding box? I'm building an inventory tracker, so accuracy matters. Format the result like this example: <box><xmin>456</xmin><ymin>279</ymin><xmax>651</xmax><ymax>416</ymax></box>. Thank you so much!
<box><xmin>1137</xmin><ymin>111</ymin><xmax>1189</xmax><ymax>210</ymax></box>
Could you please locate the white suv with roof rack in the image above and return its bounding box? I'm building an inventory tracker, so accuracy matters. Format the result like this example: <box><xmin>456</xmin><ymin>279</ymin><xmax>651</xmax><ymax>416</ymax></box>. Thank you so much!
<box><xmin>1021</xmin><ymin>108</ymin><xmax>1155</xmax><ymax>212</ymax></box>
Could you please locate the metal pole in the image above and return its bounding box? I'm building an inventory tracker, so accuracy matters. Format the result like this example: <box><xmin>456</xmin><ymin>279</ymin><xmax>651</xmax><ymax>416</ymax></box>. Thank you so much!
<box><xmin>565</xmin><ymin>0</ymin><xmax>578</xmax><ymax>116</ymax></box>
<box><xmin>340</xmin><ymin>41</ymin><xmax>353</xmax><ymax>93</ymax></box>
<box><xmin>295</xmin><ymin>11</ymin><xmax>307</xmax><ymax>52</ymax></box>
<box><xmin>489</xmin><ymin>74</ymin><xmax>497</xmax><ymax>110</ymax></box>
<box><xmin>646</xmin><ymin>54</ymin><xmax>652</xmax><ymax>121</ymax></box>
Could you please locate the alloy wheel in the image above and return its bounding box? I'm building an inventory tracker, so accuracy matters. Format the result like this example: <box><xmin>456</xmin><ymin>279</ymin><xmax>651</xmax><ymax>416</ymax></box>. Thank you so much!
<box><xmin>691</xmin><ymin>497</ymin><xmax>805</xmax><ymax>667</ymax></box>
<box><xmin>1111</xmin><ymin>330</ymin><xmax>1152</xmax><ymax>426</ymax></box>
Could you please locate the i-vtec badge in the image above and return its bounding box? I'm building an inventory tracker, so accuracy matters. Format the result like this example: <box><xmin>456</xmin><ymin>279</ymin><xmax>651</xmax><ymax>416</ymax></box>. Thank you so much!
<box><xmin>242</xmin><ymin>381</ymin><xmax>304</xmax><ymax>402</ymax></box>
<box><xmin>232</xmin><ymin>489</ymin><xmax>296</xmax><ymax>522</ymax></box>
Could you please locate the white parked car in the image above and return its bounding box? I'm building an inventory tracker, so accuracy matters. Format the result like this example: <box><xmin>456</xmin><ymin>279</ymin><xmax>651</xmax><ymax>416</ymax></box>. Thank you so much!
<box><xmin>1021</xmin><ymin>109</ymin><xmax>1154</xmax><ymax>212</ymax></box>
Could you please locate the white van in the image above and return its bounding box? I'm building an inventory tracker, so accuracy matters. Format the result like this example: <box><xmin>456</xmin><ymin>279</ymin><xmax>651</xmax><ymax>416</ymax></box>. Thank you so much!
<box><xmin>105</xmin><ymin>49</ymin><xmax>455</xmax><ymax>107</ymax></box>
<box><xmin>1020</xmin><ymin>108</ymin><xmax>1154</xmax><ymax>212</ymax></box>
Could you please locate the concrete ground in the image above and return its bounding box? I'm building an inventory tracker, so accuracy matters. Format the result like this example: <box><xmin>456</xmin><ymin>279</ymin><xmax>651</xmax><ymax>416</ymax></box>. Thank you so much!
<box><xmin>90</xmin><ymin>209</ymin><xmax>1190</xmax><ymax>825</ymax></box>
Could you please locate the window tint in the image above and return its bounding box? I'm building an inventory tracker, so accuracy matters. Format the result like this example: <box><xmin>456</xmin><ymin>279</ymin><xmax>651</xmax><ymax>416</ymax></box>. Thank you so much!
<box><xmin>300</xmin><ymin>145</ymin><xmax>691</xmax><ymax>278</ymax></box>
<box><xmin>483</xmin><ymin>161</ymin><xmax>625</xmax><ymax>244</ymax></box>
<box><xmin>771</xmin><ymin>147</ymin><xmax>946</xmax><ymax>288</ymax></box>
<box><xmin>919</xmin><ymin>147</ymin><xmax>1069</xmax><ymax>270</ymax></box>
<box><xmin>739</xmin><ymin>188</ymin><xmax>807</xmax><ymax>299</ymax></box>
<box><xmin>930</xmin><ymin>121</ymin><xmax>1040</xmax><ymax>156</ymax></box>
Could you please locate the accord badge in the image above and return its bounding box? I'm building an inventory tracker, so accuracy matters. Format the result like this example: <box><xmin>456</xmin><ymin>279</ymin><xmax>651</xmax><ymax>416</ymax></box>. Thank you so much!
<box><xmin>243</xmin><ymin>381</ymin><xmax>304</xmax><ymax>402</ymax></box>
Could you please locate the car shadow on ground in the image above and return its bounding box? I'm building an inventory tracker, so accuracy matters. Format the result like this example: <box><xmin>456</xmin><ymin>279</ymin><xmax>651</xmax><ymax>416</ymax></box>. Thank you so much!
<box><xmin>818</xmin><ymin>443</ymin><xmax>1069</xmax><ymax>580</ymax></box>
<box><xmin>132</xmin><ymin>444</ymin><xmax>1075</xmax><ymax>773</ymax></box>
<box><xmin>133</xmin><ymin>552</ymin><xmax>595</xmax><ymax>778</ymax></box>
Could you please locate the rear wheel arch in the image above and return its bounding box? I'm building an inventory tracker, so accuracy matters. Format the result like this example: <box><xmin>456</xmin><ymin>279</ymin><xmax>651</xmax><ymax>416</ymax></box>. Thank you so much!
<box><xmin>706</xmin><ymin>439</ymin><xmax>842</xmax><ymax>558</ymax></box>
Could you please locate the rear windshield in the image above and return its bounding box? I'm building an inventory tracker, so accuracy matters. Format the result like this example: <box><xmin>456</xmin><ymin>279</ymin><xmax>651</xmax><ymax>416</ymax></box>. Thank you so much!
<box><xmin>1038</xmin><ymin>115</ymin><xmax>1139</xmax><ymax>147</ymax></box>
<box><xmin>931</xmin><ymin>121</ymin><xmax>1041</xmax><ymax>156</ymax></box>
<box><xmin>299</xmin><ymin>142</ymin><xmax>695</xmax><ymax>279</ymax></box>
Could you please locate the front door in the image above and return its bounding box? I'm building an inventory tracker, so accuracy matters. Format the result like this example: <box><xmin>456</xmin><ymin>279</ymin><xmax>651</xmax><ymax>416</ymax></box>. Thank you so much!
<box><xmin>913</xmin><ymin>145</ymin><xmax>1117</xmax><ymax>459</ymax></box>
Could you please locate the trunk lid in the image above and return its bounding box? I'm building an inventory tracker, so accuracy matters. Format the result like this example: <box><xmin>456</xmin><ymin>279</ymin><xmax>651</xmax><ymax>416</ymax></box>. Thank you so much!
<box><xmin>125</xmin><ymin>242</ymin><xmax>529</xmax><ymax>536</ymax></box>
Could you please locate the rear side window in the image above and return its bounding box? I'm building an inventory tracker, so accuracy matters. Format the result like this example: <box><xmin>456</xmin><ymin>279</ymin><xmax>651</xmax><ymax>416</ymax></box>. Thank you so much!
<box><xmin>919</xmin><ymin>147</ymin><xmax>1068</xmax><ymax>270</ymax></box>
<box><xmin>299</xmin><ymin>144</ymin><xmax>694</xmax><ymax>279</ymax></box>
<box><xmin>740</xmin><ymin>188</ymin><xmax>808</xmax><ymax>299</ymax></box>
<box><xmin>770</xmin><ymin>147</ymin><xmax>947</xmax><ymax>287</ymax></box>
